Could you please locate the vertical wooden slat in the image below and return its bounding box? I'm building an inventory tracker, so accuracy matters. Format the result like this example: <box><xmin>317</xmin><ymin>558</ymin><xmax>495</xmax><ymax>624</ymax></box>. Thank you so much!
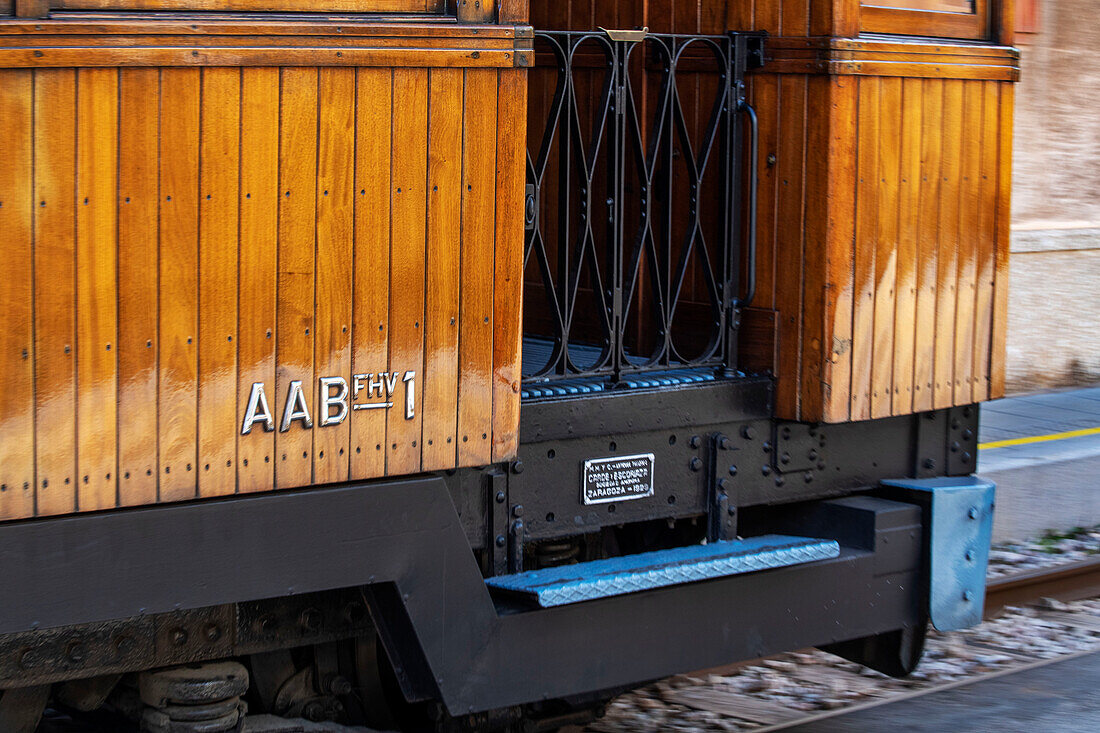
<box><xmin>892</xmin><ymin>77</ymin><xmax>922</xmax><ymax>416</ymax></box>
<box><xmin>913</xmin><ymin>78</ymin><xmax>943</xmax><ymax>414</ymax></box>
<box><xmin>491</xmin><ymin>67</ymin><xmax>527</xmax><ymax>462</ymax></box>
<box><xmin>934</xmin><ymin>80</ymin><xmax>963</xmax><ymax>410</ymax></box>
<box><xmin>198</xmin><ymin>67</ymin><xmax>240</xmax><ymax>498</ymax></box>
<box><xmin>350</xmin><ymin>68</ymin><xmax>391</xmax><ymax>479</ymax></box>
<box><xmin>497</xmin><ymin>0</ymin><xmax>529</xmax><ymax>23</ymax></box>
<box><xmin>756</xmin><ymin>0</ymin><xmax>780</xmax><ymax>34</ymax></box>
<box><xmin>117</xmin><ymin>68</ymin><xmax>159</xmax><ymax>506</ymax></box>
<box><xmin>75</xmin><ymin>67</ymin><xmax>118</xmax><ymax>512</ymax></box>
<box><xmin>871</xmin><ymin>76</ymin><xmax>900</xmax><ymax>420</ymax></box>
<box><xmin>752</xmin><ymin>75</ymin><xmax>779</xmax><ymax>311</ymax></box>
<box><xmin>817</xmin><ymin>75</ymin><xmax>857</xmax><ymax>424</ymax></box>
<box><xmin>275</xmin><ymin>67</ymin><xmax>318</xmax><ymax>489</ymax></box>
<box><xmin>0</xmin><ymin>70</ymin><xmax>35</xmax><ymax>519</ymax></box>
<box><xmin>990</xmin><ymin>83</ymin><xmax>1014</xmax><ymax>399</ymax></box>
<box><xmin>386</xmin><ymin>68</ymin><xmax>428</xmax><ymax>475</ymax></box>
<box><xmin>458</xmin><ymin>68</ymin><xmax>497</xmax><ymax>464</ymax></box>
<box><xmin>800</xmin><ymin>76</ymin><xmax>830</xmax><ymax>422</ymax></box>
<box><xmin>159</xmin><ymin>67</ymin><xmax>200</xmax><ymax>502</ymax></box>
<box><xmin>421</xmin><ymin>67</ymin><xmax>463</xmax><ymax>472</ymax></box>
<box><xmin>779</xmin><ymin>0</ymin><xmax>809</xmax><ymax>36</ymax></box>
<box><xmin>33</xmin><ymin>69</ymin><xmax>77</xmax><ymax>516</ymax></box>
<box><xmin>953</xmin><ymin>81</ymin><xmax>982</xmax><ymax>407</ymax></box>
<box><xmin>851</xmin><ymin>76</ymin><xmax>879</xmax><ymax>421</ymax></box>
<box><xmin>774</xmin><ymin>75</ymin><xmax>807</xmax><ymax>420</ymax></box>
<box><xmin>972</xmin><ymin>82</ymin><xmax>999</xmax><ymax>404</ymax></box>
<box><xmin>237</xmin><ymin>67</ymin><xmax>280</xmax><ymax>493</ymax></box>
<box><xmin>314</xmin><ymin>66</ymin><xmax>355</xmax><ymax>485</ymax></box>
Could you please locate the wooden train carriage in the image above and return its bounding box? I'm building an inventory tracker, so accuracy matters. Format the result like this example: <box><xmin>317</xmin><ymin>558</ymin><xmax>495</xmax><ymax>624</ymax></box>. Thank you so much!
<box><xmin>0</xmin><ymin>0</ymin><xmax>1016</xmax><ymax>730</ymax></box>
<box><xmin>0</xmin><ymin>0</ymin><xmax>531</xmax><ymax>519</ymax></box>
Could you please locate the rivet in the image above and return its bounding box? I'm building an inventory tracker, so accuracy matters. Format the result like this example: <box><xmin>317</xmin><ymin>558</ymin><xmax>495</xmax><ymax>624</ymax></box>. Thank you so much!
<box><xmin>171</xmin><ymin>627</ymin><xmax>189</xmax><ymax>646</ymax></box>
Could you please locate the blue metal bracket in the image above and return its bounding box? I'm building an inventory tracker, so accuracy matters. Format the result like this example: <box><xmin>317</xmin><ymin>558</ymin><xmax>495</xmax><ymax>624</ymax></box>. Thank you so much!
<box><xmin>881</xmin><ymin>476</ymin><xmax>996</xmax><ymax>631</ymax></box>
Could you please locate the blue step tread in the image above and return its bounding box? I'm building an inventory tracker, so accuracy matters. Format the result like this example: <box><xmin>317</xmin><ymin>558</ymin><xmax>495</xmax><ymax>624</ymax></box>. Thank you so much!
<box><xmin>486</xmin><ymin>535</ymin><xmax>840</xmax><ymax>608</ymax></box>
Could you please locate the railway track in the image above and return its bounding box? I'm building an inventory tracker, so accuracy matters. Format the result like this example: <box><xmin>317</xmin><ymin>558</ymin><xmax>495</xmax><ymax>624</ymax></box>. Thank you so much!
<box><xmin>586</xmin><ymin>556</ymin><xmax>1100</xmax><ymax>733</ymax></box>
<box><xmin>984</xmin><ymin>556</ymin><xmax>1100</xmax><ymax>618</ymax></box>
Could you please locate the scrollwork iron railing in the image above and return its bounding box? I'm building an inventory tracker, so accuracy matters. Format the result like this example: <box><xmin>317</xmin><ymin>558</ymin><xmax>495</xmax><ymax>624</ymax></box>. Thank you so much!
<box><xmin>522</xmin><ymin>29</ymin><xmax>764</xmax><ymax>385</ymax></box>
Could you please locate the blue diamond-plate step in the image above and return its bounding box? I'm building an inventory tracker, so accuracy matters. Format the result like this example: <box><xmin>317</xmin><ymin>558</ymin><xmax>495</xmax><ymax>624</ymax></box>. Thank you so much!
<box><xmin>486</xmin><ymin>535</ymin><xmax>840</xmax><ymax>608</ymax></box>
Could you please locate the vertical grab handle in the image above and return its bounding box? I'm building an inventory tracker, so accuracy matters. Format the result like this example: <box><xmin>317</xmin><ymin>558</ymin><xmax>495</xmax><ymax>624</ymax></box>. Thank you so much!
<box><xmin>734</xmin><ymin>98</ymin><xmax>758</xmax><ymax>310</ymax></box>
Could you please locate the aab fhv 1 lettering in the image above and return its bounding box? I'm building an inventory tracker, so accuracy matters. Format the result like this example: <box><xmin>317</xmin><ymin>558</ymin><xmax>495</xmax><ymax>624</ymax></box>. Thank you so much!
<box><xmin>240</xmin><ymin>372</ymin><xmax>416</xmax><ymax>435</ymax></box>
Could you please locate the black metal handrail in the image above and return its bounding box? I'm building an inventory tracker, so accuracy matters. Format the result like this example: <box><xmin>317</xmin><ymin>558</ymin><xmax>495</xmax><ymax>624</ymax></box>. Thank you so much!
<box><xmin>522</xmin><ymin>29</ymin><xmax>764</xmax><ymax>384</ymax></box>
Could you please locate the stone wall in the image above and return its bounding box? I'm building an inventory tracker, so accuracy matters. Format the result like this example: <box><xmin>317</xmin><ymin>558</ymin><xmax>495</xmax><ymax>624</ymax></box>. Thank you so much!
<box><xmin>1007</xmin><ymin>0</ymin><xmax>1100</xmax><ymax>392</ymax></box>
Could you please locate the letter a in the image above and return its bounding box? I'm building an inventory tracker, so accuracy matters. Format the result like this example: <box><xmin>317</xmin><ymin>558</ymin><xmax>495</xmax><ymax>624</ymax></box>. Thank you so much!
<box><xmin>241</xmin><ymin>382</ymin><xmax>275</xmax><ymax>435</ymax></box>
<box><xmin>280</xmin><ymin>380</ymin><xmax>314</xmax><ymax>432</ymax></box>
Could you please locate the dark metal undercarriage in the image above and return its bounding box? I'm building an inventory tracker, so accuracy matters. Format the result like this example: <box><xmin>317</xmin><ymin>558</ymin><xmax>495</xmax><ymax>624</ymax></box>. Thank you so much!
<box><xmin>0</xmin><ymin>374</ymin><xmax>981</xmax><ymax>729</ymax></box>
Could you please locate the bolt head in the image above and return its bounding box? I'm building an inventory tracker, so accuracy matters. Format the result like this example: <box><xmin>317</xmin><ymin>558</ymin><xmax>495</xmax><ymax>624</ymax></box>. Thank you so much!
<box><xmin>728</xmin><ymin>465</ymin><xmax>738</xmax><ymax>477</ymax></box>
<box><xmin>740</xmin><ymin>425</ymin><xmax>755</xmax><ymax>440</ymax></box>
<box><xmin>171</xmin><ymin>627</ymin><xmax>189</xmax><ymax>646</ymax></box>
<box><xmin>495</xmin><ymin>535</ymin><xmax>507</xmax><ymax>548</ymax></box>
<box><xmin>511</xmin><ymin>460</ymin><xmax>524</xmax><ymax>474</ymax></box>
<box><xmin>512</xmin><ymin>504</ymin><xmax>525</xmax><ymax>518</ymax></box>
<box><xmin>495</xmin><ymin>490</ymin><xmax>506</xmax><ymax>504</ymax></box>
<box><xmin>203</xmin><ymin>623</ymin><xmax>223</xmax><ymax>642</ymax></box>
<box><xmin>968</xmin><ymin>506</ymin><xmax>979</xmax><ymax>519</ymax></box>
<box><xmin>689</xmin><ymin>457</ymin><xmax>703</xmax><ymax>472</ymax></box>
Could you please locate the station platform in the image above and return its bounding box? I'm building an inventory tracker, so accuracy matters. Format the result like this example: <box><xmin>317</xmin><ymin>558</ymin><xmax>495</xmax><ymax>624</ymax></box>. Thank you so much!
<box><xmin>978</xmin><ymin>386</ymin><xmax>1100</xmax><ymax>541</ymax></box>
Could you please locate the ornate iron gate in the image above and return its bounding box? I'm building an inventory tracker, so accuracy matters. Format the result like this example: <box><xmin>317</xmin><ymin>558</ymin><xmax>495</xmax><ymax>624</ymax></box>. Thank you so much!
<box><xmin>523</xmin><ymin>29</ymin><xmax>764</xmax><ymax>385</ymax></box>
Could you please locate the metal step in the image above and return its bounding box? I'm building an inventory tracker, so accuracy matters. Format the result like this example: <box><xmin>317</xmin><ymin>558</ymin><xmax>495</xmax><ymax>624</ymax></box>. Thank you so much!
<box><xmin>486</xmin><ymin>535</ymin><xmax>840</xmax><ymax>608</ymax></box>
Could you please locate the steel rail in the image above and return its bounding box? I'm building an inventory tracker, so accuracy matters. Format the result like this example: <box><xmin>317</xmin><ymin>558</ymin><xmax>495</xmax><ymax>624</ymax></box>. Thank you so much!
<box><xmin>984</xmin><ymin>556</ymin><xmax>1100</xmax><ymax>618</ymax></box>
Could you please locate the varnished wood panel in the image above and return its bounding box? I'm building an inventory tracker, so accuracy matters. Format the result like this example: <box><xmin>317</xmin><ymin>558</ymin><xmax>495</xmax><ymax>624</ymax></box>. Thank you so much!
<box><xmin>422</xmin><ymin>67</ymin><xmax>463</xmax><ymax>472</ymax></box>
<box><xmin>850</xmin><ymin>76</ymin><xmax>879</xmax><ymax>421</ymax></box>
<box><xmin>75</xmin><ymin>67</ymin><xmax>119</xmax><ymax>511</ymax></box>
<box><xmin>57</xmin><ymin>0</ymin><xmax>443</xmax><ymax>12</ymax></box>
<box><xmin>32</xmin><ymin>68</ymin><xmax>77</xmax><ymax>516</ymax></box>
<box><xmin>0</xmin><ymin>69</ymin><xmax>34</xmax><ymax>519</ymax></box>
<box><xmin>158</xmin><ymin>67</ymin><xmax>200</xmax><ymax>502</ymax></box>
<box><xmin>349</xmin><ymin>68</ymin><xmax>392</xmax><ymax>479</ymax></box>
<box><xmin>817</xmin><ymin>74</ymin><xmax>1011</xmax><ymax>423</ymax></box>
<box><xmin>313</xmin><ymin>66</ymin><xmax>356</xmax><ymax>485</ymax></box>
<box><xmin>275</xmin><ymin>67</ymin><xmax>318</xmax><ymax>489</ymax></box>
<box><xmin>458</xmin><ymin>68</ymin><xmax>498</xmax><ymax>466</ymax></box>
<box><xmin>952</xmin><ymin>80</ymin><xmax>982</xmax><ymax>407</ymax></box>
<box><xmin>990</xmin><ymin>83</ymin><xmax>1013</xmax><ymax>399</ymax></box>
<box><xmin>892</xmin><ymin>76</ymin><xmax>921</xmax><ymax>415</ymax></box>
<box><xmin>912</xmin><ymin>77</ymin><xmax>943</xmax><ymax>414</ymax></box>
<box><xmin>198</xmin><ymin>66</ymin><xmax>240</xmax><ymax>498</ymax></box>
<box><xmin>236</xmin><ymin>67</ymin><xmax>279</xmax><ymax>493</ymax></box>
<box><xmin>0</xmin><ymin>52</ymin><xmax>526</xmax><ymax>520</ymax></box>
<box><xmin>934</xmin><ymin>80</ymin><xmax>963</xmax><ymax>410</ymax></box>
<box><xmin>491</xmin><ymin>67</ymin><xmax>527</xmax><ymax>462</ymax></box>
<box><xmin>117</xmin><ymin>68</ymin><xmax>159</xmax><ymax>506</ymax></box>
<box><xmin>386</xmin><ymin>68</ymin><xmax>428</xmax><ymax>475</ymax></box>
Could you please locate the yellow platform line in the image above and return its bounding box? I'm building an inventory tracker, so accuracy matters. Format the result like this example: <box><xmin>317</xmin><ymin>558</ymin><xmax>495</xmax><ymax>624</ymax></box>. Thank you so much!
<box><xmin>979</xmin><ymin>426</ymin><xmax>1100</xmax><ymax>450</ymax></box>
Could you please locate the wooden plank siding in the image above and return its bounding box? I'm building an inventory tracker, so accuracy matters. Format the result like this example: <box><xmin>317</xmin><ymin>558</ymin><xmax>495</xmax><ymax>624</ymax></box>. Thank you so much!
<box><xmin>787</xmin><ymin>73</ymin><xmax>1014</xmax><ymax>423</ymax></box>
<box><xmin>0</xmin><ymin>21</ymin><xmax>528</xmax><ymax>520</ymax></box>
